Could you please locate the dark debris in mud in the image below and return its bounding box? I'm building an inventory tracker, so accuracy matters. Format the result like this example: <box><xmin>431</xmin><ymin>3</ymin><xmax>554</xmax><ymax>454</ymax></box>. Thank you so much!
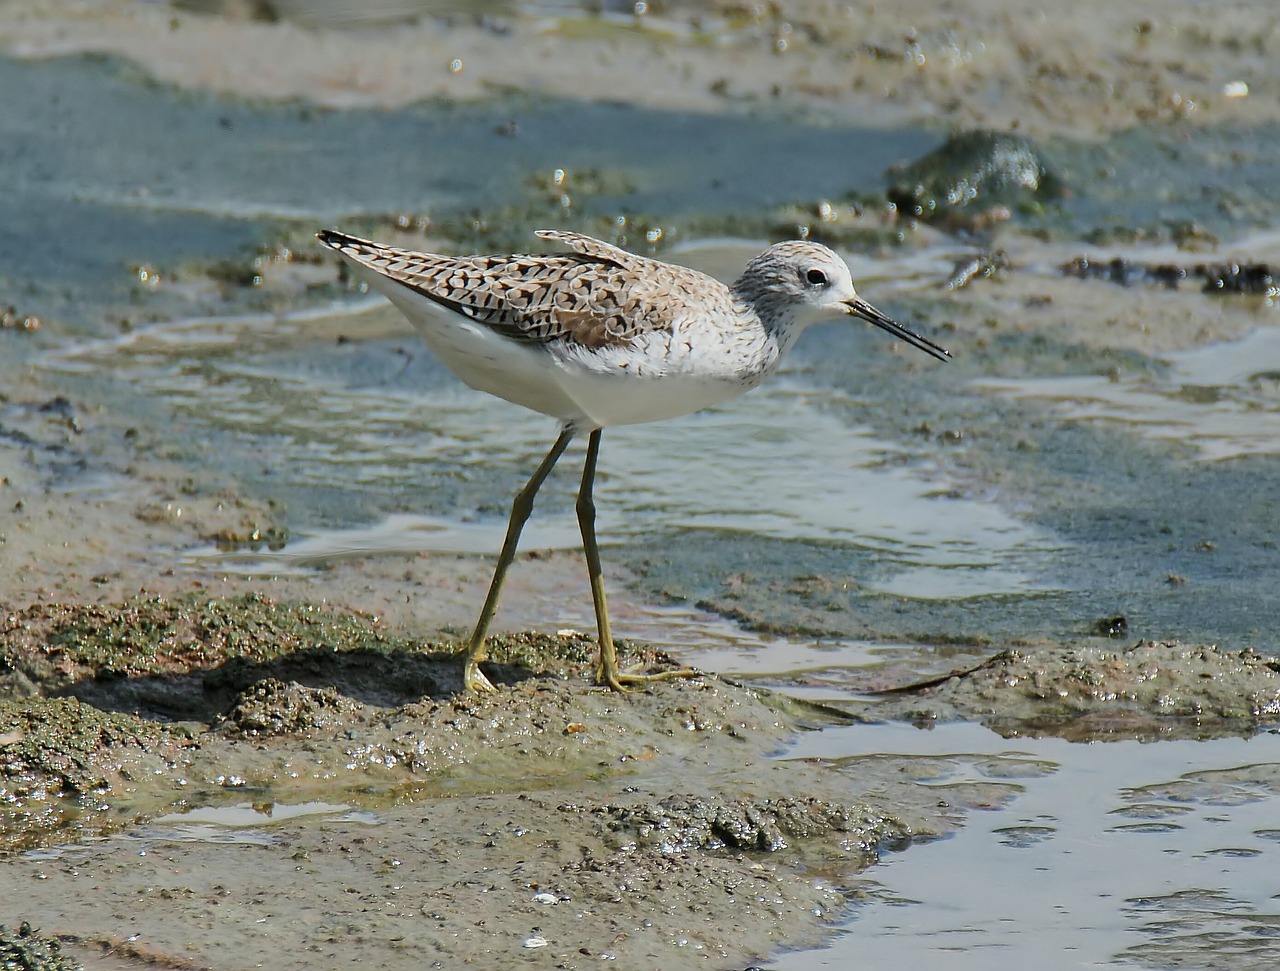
<box><xmin>946</xmin><ymin>249</ymin><xmax>1010</xmax><ymax>290</ymax></box>
<box><xmin>219</xmin><ymin>678</ymin><xmax>363</xmax><ymax>737</ymax></box>
<box><xmin>0</xmin><ymin>307</ymin><xmax>42</xmax><ymax>333</ymax></box>
<box><xmin>0</xmin><ymin>922</ymin><xmax>80</xmax><ymax>971</ymax></box>
<box><xmin>1061</xmin><ymin>255</ymin><xmax>1279</xmax><ymax>296</ymax></box>
<box><xmin>887</xmin><ymin>129</ymin><xmax>1064</xmax><ymax>229</ymax></box>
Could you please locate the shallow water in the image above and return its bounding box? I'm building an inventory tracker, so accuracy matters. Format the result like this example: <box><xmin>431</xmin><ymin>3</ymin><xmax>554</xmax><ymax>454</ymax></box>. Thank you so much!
<box><xmin>981</xmin><ymin>322</ymin><xmax>1280</xmax><ymax>462</ymax></box>
<box><xmin>774</xmin><ymin>721</ymin><xmax>1280</xmax><ymax>970</ymax></box>
<box><xmin>169</xmin><ymin>370</ymin><xmax>1059</xmax><ymax>601</ymax></box>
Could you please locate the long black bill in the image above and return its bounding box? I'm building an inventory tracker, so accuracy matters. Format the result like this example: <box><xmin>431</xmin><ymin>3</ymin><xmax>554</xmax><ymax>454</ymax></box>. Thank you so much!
<box><xmin>845</xmin><ymin>296</ymin><xmax>951</xmax><ymax>362</ymax></box>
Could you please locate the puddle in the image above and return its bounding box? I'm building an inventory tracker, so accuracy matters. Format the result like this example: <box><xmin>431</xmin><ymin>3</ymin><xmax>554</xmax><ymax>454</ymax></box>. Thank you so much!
<box><xmin>772</xmin><ymin>721</ymin><xmax>1280</xmax><ymax>970</ymax></box>
<box><xmin>980</xmin><ymin>324</ymin><xmax>1280</xmax><ymax>462</ymax></box>
<box><xmin>180</xmin><ymin>383</ymin><xmax>1057</xmax><ymax>600</ymax></box>
<box><xmin>17</xmin><ymin>803</ymin><xmax>367</xmax><ymax>860</ymax></box>
<box><xmin>122</xmin><ymin>801</ymin><xmax>381</xmax><ymax>847</ymax></box>
<box><xmin>147</xmin><ymin>801</ymin><xmax>358</xmax><ymax>828</ymax></box>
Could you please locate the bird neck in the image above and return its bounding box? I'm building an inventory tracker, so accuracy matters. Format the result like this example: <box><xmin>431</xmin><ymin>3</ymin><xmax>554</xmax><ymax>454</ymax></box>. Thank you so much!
<box><xmin>740</xmin><ymin>293</ymin><xmax>820</xmax><ymax>353</ymax></box>
<box><xmin>730</xmin><ymin>279</ymin><xmax>798</xmax><ymax>332</ymax></box>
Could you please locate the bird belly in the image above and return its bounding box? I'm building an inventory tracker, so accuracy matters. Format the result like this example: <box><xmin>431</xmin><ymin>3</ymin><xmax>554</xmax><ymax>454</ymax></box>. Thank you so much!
<box><xmin>554</xmin><ymin>368</ymin><xmax>758</xmax><ymax>427</ymax></box>
<box><xmin>379</xmin><ymin>285</ymin><xmax>587</xmax><ymax>422</ymax></box>
<box><xmin>548</xmin><ymin>329</ymin><xmax>776</xmax><ymax>428</ymax></box>
<box><xmin>365</xmin><ymin>273</ymin><xmax>776</xmax><ymax>430</ymax></box>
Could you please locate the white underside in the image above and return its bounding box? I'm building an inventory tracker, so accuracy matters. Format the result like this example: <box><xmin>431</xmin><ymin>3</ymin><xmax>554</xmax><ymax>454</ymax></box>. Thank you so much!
<box><xmin>370</xmin><ymin>275</ymin><xmax>773</xmax><ymax>430</ymax></box>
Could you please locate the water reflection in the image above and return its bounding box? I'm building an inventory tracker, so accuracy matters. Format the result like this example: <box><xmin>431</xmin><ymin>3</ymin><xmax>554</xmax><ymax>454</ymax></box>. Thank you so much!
<box><xmin>980</xmin><ymin>325</ymin><xmax>1280</xmax><ymax>462</ymax></box>
<box><xmin>773</xmin><ymin>721</ymin><xmax>1280</xmax><ymax>970</ymax></box>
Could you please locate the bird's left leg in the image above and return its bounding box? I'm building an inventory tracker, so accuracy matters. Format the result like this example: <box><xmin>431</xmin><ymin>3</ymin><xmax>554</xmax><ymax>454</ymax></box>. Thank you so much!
<box><xmin>575</xmin><ymin>429</ymin><xmax>698</xmax><ymax>691</ymax></box>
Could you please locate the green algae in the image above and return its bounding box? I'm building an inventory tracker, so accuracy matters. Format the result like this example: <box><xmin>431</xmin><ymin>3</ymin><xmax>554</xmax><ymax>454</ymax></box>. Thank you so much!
<box><xmin>1</xmin><ymin>592</ymin><xmax>680</xmax><ymax>704</ymax></box>
<box><xmin>0</xmin><ymin>697</ymin><xmax>195</xmax><ymax>853</ymax></box>
<box><xmin>0</xmin><ymin>697</ymin><xmax>189</xmax><ymax>798</ymax></box>
<box><xmin>482</xmin><ymin>628</ymin><xmax>676</xmax><ymax>677</ymax></box>
<box><xmin>1</xmin><ymin>593</ymin><xmax>418</xmax><ymax>688</ymax></box>
<box><xmin>0</xmin><ymin>923</ymin><xmax>80</xmax><ymax>971</ymax></box>
<box><xmin>220</xmin><ymin>678</ymin><xmax>362</xmax><ymax>737</ymax></box>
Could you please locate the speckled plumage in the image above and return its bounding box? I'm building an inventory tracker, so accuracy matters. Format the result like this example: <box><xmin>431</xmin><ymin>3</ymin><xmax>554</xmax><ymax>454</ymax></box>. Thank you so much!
<box><xmin>315</xmin><ymin>227</ymin><xmax>950</xmax><ymax>692</ymax></box>
<box><xmin>325</xmin><ymin>229</ymin><xmax>696</xmax><ymax>349</ymax></box>
<box><xmin>316</xmin><ymin>228</ymin><xmax>948</xmax><ymax>432</ymax></box>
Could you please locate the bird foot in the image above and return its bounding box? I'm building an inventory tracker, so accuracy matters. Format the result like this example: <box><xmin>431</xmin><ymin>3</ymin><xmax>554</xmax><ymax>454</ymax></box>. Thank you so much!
<box><xmin>597</xmin><ymin>665</ymin><xmax>701</xmax><ymax>693</ymax></box>
<box><xmin>462</xmin><ymin>660</ymin><xmax>497</xmax><ymax>693</ymax></box>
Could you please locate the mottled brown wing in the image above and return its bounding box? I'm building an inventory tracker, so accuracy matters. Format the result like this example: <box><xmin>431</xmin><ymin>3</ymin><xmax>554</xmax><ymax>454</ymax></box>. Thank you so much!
<box><xmin>433</xmin><ymin>256</ymin><xmax>681</xmax><ymax>349</ymax></box>
<box><xmin>318</xmin><ymin>230</ymin><xmax>686</xmax><ymax>350</ymax></box>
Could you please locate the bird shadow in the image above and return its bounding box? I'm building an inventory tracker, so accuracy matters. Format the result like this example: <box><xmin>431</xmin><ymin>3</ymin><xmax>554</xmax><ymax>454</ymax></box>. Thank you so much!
<box><xmin>54</xmin><ymin>645</ymin><xmax>509</xmax><ymax>725</ymax></box>
<box><xmin>1</xmin><ymin>596</ymin><xmax>680</xmax><ymax>728</ymax></box>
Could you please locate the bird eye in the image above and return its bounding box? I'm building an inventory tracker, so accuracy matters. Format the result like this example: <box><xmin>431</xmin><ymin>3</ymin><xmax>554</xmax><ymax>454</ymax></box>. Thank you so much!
<box><xmin>805</xmin><ymin>268</ymin><xmax>828</xmax><ymax>287</ymax></box>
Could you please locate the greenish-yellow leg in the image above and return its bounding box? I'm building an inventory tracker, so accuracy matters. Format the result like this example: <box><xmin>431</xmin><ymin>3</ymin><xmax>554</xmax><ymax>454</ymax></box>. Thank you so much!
<box><xmin>576</xmin><ymin>429</ymin><xmax>697</xmax><ymax>691</ymax></box>
<box><xmin>463</xmin><ymin>426</ymin><xmax>574</xmax><ymax>692</ymax></box>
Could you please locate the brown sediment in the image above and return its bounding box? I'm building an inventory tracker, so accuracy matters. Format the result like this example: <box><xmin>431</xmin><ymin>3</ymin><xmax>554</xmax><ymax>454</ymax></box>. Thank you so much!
<box><xmin>2</xmin><ymin>0</ymin><xmax>1279</xmax><ymax>138</ymax></box>
<box><xmin>1</xmin><ymin>598</ymin><xmax>937</xmax><ymax>970</ymax></box>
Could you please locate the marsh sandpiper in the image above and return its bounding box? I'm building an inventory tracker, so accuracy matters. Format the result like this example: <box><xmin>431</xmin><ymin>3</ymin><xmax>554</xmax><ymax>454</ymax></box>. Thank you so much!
<box><xmin>316</xmin><ymin>228</ymin><xmax>951</xmax><ymax>691</ymax></box>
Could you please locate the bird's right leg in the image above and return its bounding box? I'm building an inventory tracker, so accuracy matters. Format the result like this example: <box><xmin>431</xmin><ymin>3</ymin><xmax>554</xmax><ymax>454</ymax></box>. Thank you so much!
<box><xmin>463</xmin><ymin>426</ymin><xmax>575</xmax><ymax>692</ymax></box>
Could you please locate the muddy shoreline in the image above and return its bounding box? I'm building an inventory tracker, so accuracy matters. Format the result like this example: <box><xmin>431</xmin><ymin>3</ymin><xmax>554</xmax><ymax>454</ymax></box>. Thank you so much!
<box><xmin>1</xmin><ymin>602</ymin><xmax>937</xmax><ymax>970</ymax></box>
<box><xmin>4</xmin><ymin>594</ymin><xmax>1280</xmax><ymax>969</ymax></box>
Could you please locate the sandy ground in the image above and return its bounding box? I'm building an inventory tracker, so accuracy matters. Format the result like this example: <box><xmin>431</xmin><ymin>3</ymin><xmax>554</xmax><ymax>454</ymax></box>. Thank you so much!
<box><xmin>1</xmin><ymin>0</ymin><xmax>1276</xmax><ymax>137</ymax></box>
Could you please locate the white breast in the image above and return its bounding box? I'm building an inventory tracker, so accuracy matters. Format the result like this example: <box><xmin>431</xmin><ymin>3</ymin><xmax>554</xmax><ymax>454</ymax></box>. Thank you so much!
<box><xmin>376</xmin><ymin>278</ymin><xmax>783</xmax><ymax>431</ymax></box>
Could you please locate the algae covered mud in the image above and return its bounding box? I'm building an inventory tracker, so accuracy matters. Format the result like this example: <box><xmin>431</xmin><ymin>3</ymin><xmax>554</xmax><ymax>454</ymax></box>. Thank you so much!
<box><xmin>3</xmin><ymin>0</ymin><xmax>1280</xmax><ymax>968</ymax></box>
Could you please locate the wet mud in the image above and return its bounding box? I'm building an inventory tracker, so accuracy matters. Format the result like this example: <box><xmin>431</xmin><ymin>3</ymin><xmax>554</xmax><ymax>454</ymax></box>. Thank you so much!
<box><xmin>1063</xmin><ymin>254</ymin><xmax>1280</xmax><ymax>296</ymax></box>
<box><xmin>2</xmin><ymin>598</ymin><xmax>936</xmax><ymax>969</ymax></box>
<box><xmin>5</xmin><ymin>595</ymin><xmax>1279</xmax><ymax>967</ymax></box>
<box><xmin>866</xmin><ymin>640</ymin><xmax>1280</xmax><ymax>741</ymax></box>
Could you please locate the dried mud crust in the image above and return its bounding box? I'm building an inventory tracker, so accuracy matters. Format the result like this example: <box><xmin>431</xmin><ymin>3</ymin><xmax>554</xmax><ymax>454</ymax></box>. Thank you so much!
<box><xmin>871</xmin><ymin>640</ymin><xmax>1280</xmax><ymax>740</ymax></box>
